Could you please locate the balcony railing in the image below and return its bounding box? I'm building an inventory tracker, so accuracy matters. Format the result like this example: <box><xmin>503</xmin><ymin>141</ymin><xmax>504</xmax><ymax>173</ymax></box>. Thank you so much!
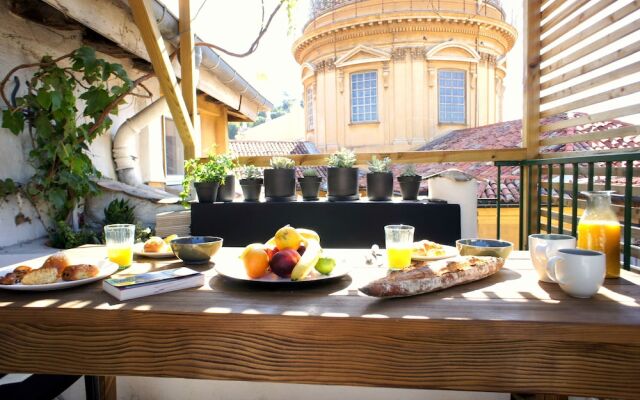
<box><xmin>305</xmin><ymin>0</ymin><xmax>506</xmax><ymax>31</ymax></box>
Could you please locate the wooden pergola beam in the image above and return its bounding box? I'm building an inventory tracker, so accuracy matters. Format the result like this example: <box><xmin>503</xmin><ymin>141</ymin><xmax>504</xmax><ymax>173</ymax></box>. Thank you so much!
<box><xmin>179</xmin><ymin>0</ymin><xmax>197</xmax><ymax>125</ymax></box>
<box><xmin>130</xmin><ymin>0</ymin><xmax>196</xmax><ymax>159</ymax></box>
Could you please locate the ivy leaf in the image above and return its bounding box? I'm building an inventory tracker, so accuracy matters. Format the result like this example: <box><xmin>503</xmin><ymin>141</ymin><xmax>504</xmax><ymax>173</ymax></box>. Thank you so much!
<box><xmin>0</xmin><ymin>178</ymin><xmax>17</xmax><ymax>197</ymax></box>
<box><xmin>50</xmin><ymin>91</ymin><xmax>62</xmax><ymax>111</ymax></box>
<box><xmin>48</xmin><ymin>188</ymin><xmax>66</xmax><ymax>211</ymax></box>
<box><xmin>2</xmin><ymin>109</ymin><xmax>25</xmax><ymax>135</ymax></box>
<box><xmin>80</xmin><ymin>88</ymin><xmax>111</xmax><ymax>116</ymax></box>
<box><xmin>37</xmin><ymin>90</ymin><xmax>52</xmax><ymax>109</ymax></box>
<box><xmin>34</xmin><ymin>113</ymin><xmax>53</xmax><ymax>139</ymax></box>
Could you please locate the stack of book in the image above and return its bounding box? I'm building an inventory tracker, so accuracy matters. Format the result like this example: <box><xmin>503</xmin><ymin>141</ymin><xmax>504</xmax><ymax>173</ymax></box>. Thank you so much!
<box><xmin>103</xmin><ymin>267</ymin><xmax>204</xmax><ymax>301</ymax></box>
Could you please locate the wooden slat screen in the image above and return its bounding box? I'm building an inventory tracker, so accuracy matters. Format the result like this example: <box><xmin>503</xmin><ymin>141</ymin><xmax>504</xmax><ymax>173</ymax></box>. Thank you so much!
<box><xmin>537</xmin><ymin>0</ymin><xmax>640</xmax><ymax>154</ymax></box>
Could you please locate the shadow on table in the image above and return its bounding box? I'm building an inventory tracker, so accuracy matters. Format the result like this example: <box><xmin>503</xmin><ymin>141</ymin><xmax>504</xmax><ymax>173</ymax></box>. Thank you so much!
<box><xmin>209</xmin><ymin>274</ymin><xmax>353</xmax><ymax>296</ymax></box>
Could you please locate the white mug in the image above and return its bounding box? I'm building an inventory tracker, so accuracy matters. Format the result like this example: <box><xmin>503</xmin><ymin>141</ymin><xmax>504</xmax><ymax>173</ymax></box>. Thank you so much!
<box><xmin>546</xmin><ymin>248</ymin><xmax>605</xmax><ymax>298</ymax></box>
<box><xmin>529</xmin><ymin>234</ymin><xmax>576</xmax><ymax>282</ymax></box>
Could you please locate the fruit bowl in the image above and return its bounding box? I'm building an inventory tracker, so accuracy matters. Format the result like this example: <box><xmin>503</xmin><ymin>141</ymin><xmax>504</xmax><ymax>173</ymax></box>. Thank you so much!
<box><xmin>170</xmin><ymin>236</ymin><xmax>223</xmax><ymax>264</ymax></box>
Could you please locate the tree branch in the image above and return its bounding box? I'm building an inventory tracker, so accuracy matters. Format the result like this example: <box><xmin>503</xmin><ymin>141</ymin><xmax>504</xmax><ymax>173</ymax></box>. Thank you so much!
<box><xmin>0</xmin><ymin>51</ymin><xmax>75</xmax><ymax>107</ymax></box>
<box><xmin>194</xmin><ymin>0</ymin><xmax>283</xmax><ymax>58</ymax></box>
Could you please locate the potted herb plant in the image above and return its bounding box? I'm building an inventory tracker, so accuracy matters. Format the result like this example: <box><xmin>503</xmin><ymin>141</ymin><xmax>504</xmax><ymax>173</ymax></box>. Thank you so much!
<box><xmin>239</xmin><ymin>165</ymin><xmax>263</xmax><ymax>202</ymax></box>
<box><xmin>366</xmin><ymin>156</ymin><xmax>393</xmax><ymax>201</ymax></box>
<box><xmin>327</xmin><ymin>148</ymin><xmax>359</xmax><ymax>201</ymax></box>
<box><xmin>180</xmin><ymin>155</ymin><xmax>228</xmax><ymax>204</ymax></box>
<box><xmin>215</xmin><ymin>154</ymin><xmax>237</xmax><ymax>202</ymax></box>
<box><xmin>397</xmin><ymin>164</ymin><xmax>422</xmax><ymax>201</ymax></box>
<box><xmin>298</xmin><ymin>168</ymin><xmax>322</xmax><ymax>201</ymax></box>
<box><xmin>264</xmin><ymin>156</ymin><xmax>296</xmax><ymax>201</ymax></box>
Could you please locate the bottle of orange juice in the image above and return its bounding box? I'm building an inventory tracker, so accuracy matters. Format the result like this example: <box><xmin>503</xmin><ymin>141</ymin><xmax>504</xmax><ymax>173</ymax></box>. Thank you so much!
<box><xmin>577</xmin><ymin>191</ymin><xmax>620</xmax><ymax>278</ymax></box>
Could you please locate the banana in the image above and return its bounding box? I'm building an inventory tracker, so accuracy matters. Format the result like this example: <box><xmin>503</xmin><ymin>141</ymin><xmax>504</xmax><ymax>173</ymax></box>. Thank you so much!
<box><xmin>296</xmin><ymin>228</ymin><xmax>320</xmax><ymax>244</ymax></box>
<box><xmin>290</xmin><ymin>239</ymin><xmax>322</xmax><ymax>281</ymax></box>
<box><xmin>264</xmin><ymin>237</ymin><xmax>276</xmax><ymax>247</ymax></box>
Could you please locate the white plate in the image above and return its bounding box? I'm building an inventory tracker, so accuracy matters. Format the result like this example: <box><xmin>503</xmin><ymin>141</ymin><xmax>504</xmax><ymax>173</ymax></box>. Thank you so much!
<box><xmin>215</xmin><ymin>256</ymin><xmax>351</xmax><ymax>285</ymax></box>
<box><xmin>411</xmin><ymin>245</ymin><xmax>458</xmax><ymax>261</ymax></box>
<box><xmin>0</xmin><ymin>259</ymin><xmax>119</xmax><ymax>291</ymax></box>
<box><xmin>133</xmin><ymin>242</ymin><xmax>175</xmax><ymax>259</ymax></box>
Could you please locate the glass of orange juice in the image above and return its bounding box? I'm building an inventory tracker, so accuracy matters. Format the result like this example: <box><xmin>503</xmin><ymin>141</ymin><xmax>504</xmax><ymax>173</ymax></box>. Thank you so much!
<box><xmin>385</xmin><ymin>224</ymin><xmax>415</xmax><ymax>270</ymax></box>
<box><xmin>104</xmin><ymin>224</ymin><xmax>135</xmax><ymax>270</ymax></box>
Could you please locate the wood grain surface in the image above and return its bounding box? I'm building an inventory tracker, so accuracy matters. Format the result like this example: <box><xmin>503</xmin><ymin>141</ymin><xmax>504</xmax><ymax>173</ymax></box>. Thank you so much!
<box><xmin>0</xmin><ymin>247</ymin><xmax>639</xmax><ymax>399</ymax></box>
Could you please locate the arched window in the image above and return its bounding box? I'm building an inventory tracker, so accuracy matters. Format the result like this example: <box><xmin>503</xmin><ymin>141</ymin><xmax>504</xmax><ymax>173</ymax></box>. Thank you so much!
<box><xmin>438</xmin><ymin>70</ymin><xmax>466</xmax><ymax>124</ymax></box>
<box><xmin>350</xmin><ymin>71</ymin><xmax>378</xmax><ymax>123</ymax></box>
<box><xmin>306</xmin><ymin>86</ymin><xmax>314</xmax><ymax>131</ymax></box>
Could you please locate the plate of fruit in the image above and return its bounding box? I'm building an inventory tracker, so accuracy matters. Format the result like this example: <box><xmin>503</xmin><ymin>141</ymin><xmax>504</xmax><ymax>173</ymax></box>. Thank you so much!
<box><xmin>215</xmin><ymin>226</ymin><xmax>350</xmax><ymax>284</ymax></box>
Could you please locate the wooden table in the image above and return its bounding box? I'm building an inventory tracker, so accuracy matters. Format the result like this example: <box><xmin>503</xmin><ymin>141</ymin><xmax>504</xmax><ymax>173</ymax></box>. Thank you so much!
<box><xmin>0</xmin><ymin>246</ymin><xmax>639</xmax><ymax>399</ymax></box>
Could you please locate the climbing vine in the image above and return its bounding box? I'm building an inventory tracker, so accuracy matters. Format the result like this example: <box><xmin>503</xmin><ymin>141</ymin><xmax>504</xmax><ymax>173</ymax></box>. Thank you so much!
<box><xmin>1</xmin><ymin>46</ymin><xmax>152</xmax><ymax>222</ymax></box>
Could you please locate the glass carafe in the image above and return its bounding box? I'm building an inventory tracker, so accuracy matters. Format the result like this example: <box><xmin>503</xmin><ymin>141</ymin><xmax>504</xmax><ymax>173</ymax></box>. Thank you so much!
<box><xmin>577</xmin><ymin>191</ymin><xmax>620</xmax><ymax>278</ymax></box>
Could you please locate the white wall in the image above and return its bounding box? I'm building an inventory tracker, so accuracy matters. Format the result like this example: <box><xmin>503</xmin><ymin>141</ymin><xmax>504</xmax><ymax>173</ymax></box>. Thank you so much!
<box><xmin>0</xmin><ymin>6</ymin><xmax>164</xmax><ymax>247</ymax></box>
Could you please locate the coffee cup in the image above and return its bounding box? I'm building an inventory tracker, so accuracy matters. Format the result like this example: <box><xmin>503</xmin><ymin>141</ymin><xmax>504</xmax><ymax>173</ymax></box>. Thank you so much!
<box><xmin>546</xmin><ymin>248</ymin><xmax>605</xmax><ymax>298</ymax></box>
<box><xmin>529</xmin><ymin>234</ymin><xmax>576</xmax><ymax>282</ymax></box>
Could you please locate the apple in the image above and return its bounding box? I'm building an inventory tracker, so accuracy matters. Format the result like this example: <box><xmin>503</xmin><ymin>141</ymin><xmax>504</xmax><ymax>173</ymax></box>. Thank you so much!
<box><xmin>266</xmin><ymin>247</ymin><xmax>279</xmax><ymax>261</ymax></box>
<box><xmin>269</xmin><ymin>249</ymin><xmax>301</xmax><ymax>278</ymax></box>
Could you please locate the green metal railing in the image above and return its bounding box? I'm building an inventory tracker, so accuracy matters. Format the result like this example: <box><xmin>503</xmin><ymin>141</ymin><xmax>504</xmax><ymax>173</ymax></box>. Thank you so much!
<box><xmin>496</xmin><ymin>152</ymin><xmax>640</xmax><ymax>271</ymax></box>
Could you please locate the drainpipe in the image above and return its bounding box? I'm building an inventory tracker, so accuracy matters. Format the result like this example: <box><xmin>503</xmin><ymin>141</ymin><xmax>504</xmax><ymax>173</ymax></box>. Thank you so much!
<box><xmin>113</xmin><ymin>97</ymin><xmax>169</xmax><ymax>186</ymax></box>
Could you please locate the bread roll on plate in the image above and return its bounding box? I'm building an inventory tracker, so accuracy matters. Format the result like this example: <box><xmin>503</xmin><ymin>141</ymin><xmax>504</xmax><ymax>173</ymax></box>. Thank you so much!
<box><xmin>62</xmin><ymin>264</ymin><xmax>99</xmax><ymax>281</ymax></box>
<box><xmin>22</xmin><ymin>267</ymin><xmax>58</xmax><ymax>285</ymax></box>
<box><xmin>41</xmin><ymin>252</ymin><xmax>70</xmax><ymax>277</ymax></box>
<box><xmin>143</xmin><ymin>236</ymin><xmax>165</xmax><ymax>253</ymax></box>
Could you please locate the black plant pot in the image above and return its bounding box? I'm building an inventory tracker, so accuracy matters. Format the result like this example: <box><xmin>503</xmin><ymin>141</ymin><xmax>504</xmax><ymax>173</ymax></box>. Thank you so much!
<box><xmin>367</xmin><ymin>172</ymin><xmax>393</xmax><ymax>201</ymax></box>
<box><xmin>239</xmin><ymin>178</ymin><xmax>263</xmax><ymax>202</ymax></box>
<box><xmin>397</xmin><ymin>175</ymin><xmax>422</xmax><ymax>200</ymax></box>
<box><xmin>264</xmin><ymin>169</ymin><xmax>296</xmax><ymax>201</ymax></box>
<box><xmin>298</xmin><ymin>176</ymin><xmax>322</xmax><ymax>200</ymax></box>
<box><xmin>216</xmin><ymin>175</ymin><xmax>235</xmax><ymax>202</ymax></box>
<box><xmin>327</xmin><ymin>167</ymin><xmax>359</xmax><ymax>200</ymax></box>
<box><xmin>194</xmin><ymin>182</ymin><xmax>220</xmax><ymax>203</ymax></box>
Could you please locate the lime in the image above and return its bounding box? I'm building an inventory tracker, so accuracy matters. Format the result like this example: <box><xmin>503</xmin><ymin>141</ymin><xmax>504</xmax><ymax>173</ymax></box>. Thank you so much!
<box><xmin>315</xmin><ymin>257</ymin><xmax>336</xmax><ymax>275</ymax></box>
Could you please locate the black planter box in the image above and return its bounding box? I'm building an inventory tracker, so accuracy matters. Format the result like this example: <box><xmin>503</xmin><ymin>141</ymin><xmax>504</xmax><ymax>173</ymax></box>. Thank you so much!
<box><xmin>239</xmin><ymin>178</ymin><xmax>263</xmax><ymax>202</ymax></box>
<box><xmin>216</xmin><ymin>175</ymin><xmax>235</xmax><ymax>202</ymax></box>
<box><xmin>298</xmin><ymin>176</ymin><xmax>322</xmax><ymax>200</ymax></box>
<box><xmin>194</xmin><ymin>182</ymin><xmax>219</xmax><ymax>203</ymax></box>
<box><xmin>327</xmin><ymin>167</ymin><xmax>359</xmax><ymax>199</ymax></box>
<box><xmin>367</xmin><ymin>172</ymin><xmax>393</xmax><ymax>201</ymax></box>
<box><xmin>397</xmin><ymin>175</ymin><xmax>422</xmax><ymax>200</ymax></box>
<box><xmin>264</xmin><ymin>169</ymin><xmax>296</xmax><ymax>201</ymax></box>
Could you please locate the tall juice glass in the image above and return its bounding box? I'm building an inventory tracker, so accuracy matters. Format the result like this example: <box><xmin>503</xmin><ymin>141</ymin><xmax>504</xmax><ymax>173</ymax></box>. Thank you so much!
<box><xmin>577</xmin><ymin>191</ymin><xmax>620</xmax><ymax>278</ymax></box>
<box><xmin>104</xmin><ymin>224</ymin><xmax>135</xmax><ymax>270</ymax></box>
<box><xmin>385</xmin><ymin>225</ymin><xmax>415</xmax><ymax>270</ymax></box>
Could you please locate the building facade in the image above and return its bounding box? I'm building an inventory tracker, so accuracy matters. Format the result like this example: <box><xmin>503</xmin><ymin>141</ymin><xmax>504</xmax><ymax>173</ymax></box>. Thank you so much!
<box><xmin>293</xmin><ymin>0</ymin><xmax>517</xmax><ymax>152</ymax></box>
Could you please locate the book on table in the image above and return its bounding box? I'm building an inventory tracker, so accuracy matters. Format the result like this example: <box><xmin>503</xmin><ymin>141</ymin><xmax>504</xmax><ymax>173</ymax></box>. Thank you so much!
<box><xmin>102</xmin><ymin>267</ymin><xmax>204</xmax><ymax>301</ymax></box>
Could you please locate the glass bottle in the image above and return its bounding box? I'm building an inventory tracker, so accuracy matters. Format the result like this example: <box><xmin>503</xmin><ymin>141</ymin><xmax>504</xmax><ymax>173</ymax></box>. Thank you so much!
<box><xmin>576</xmin><ymin>191</ymin><xmax>620</xmax><ymax>278</ymax></box>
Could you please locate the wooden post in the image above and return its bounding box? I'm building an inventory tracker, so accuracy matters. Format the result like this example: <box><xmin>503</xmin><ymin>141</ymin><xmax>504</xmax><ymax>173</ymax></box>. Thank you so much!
<box><xmin>521</xmin><ymin>0</ymin><xmax>542</xmax><ymax>242</ymax></box>
<box><xmin>130</xmin><ymin>0</ymin><xmax>196</xmax><ymax>160</ymax></box>
<box><xmin>179</xmin><ymin>0</ymin><xmax>197</xmax><ymax>125</ymax></box>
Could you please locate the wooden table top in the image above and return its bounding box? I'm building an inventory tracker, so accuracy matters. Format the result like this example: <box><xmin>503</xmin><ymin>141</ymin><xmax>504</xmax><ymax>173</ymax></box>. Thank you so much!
<box><xmin>0</xmin><ymin>246</ymin><xmax>639</xmax><ymax>399</ymax></box>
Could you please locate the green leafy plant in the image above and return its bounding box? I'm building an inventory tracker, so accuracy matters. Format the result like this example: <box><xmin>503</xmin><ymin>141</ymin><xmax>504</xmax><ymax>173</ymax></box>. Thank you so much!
<box><xmin>1</xmin><ymin>46</ymin><xmax>149</xmax><ymax>223</ymax></box>
<box><xmin>368</xmin><ymin>156</ymin><xmax>392</xmax><ymax>173</ymax></box>
<box><xmin>102</xmin><ymin>198</ymin><xmax>152</xmax><ymax>243</ymax></box>
<box><xmin>48</xmin><ymin>220</ymin><xmax>100</xmax><ymax>249</ymax></box>
<box><xmin>400</xmin><ymin>164</ymin><xmax>419</xmax><ymax>177</ymax></box>
<box><xmin>270</xmin><ymin>156</ymin><xmax>295</xmax><ymax>169</ymax></box>
<box><xmin>104</xmin><ymin>198</ymin><xmax>135</xmax><ymax>225</ymax></box>
<box><xmin>180</xmin><ymin>153</ymin><xmax>236</xmax><ymax>204</ymax></box>
<box><xmin>239</xmin><ymin>165</ymin><xmax>262</xmax><ymax>180</ymax></box>
<box><xmin>302</xmin><ymin>168</ymin><xmax>319</xmax><ymax>177</ymax></box>
<box><xmin>0</xmin><ymin>178</ymin><xmax>17</xmax><ymax>198</ymax></box>
<box><xmin>327</xmin><ymin>148</ymin><xmax>357</xmax><ymax>168</ymax></box>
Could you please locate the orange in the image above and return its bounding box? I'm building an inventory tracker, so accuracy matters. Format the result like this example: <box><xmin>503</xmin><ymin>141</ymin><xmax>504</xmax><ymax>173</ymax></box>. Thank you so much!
<box><xmin>242</xmin><ymin>247</ymin><xmax>270</xmax><ymax>279</ymax></box>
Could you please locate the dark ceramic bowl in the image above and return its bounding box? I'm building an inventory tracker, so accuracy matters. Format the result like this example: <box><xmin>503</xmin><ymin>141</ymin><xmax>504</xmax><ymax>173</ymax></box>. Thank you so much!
<box><xmin>170</xmin><ymin>236</ymin><xmax>223</xmax><ymax>264</ymax></box>
<box><xmin>456</xmin><ymin>238</ymin><xmax>513</xmax><ymax>259</ymax></box>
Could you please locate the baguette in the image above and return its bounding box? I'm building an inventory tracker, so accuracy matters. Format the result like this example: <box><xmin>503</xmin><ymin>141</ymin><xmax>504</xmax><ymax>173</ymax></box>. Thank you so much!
<box><xmin>360</xmin><ymin>256</ymin><xmax>504</xmax><ymax>298</ymax></box>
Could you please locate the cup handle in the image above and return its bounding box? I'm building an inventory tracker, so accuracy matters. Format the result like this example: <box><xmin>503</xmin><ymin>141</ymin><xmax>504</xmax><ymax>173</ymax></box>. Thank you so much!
<box><xmin>546</xmin><ymin>256</ymin><xmax>562</xmax><ymax>284</ymax></box>
<box><xmin>534</xmin><ymin>243</ymin><xmax>548</xmax><ymax>264</ymax></box>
